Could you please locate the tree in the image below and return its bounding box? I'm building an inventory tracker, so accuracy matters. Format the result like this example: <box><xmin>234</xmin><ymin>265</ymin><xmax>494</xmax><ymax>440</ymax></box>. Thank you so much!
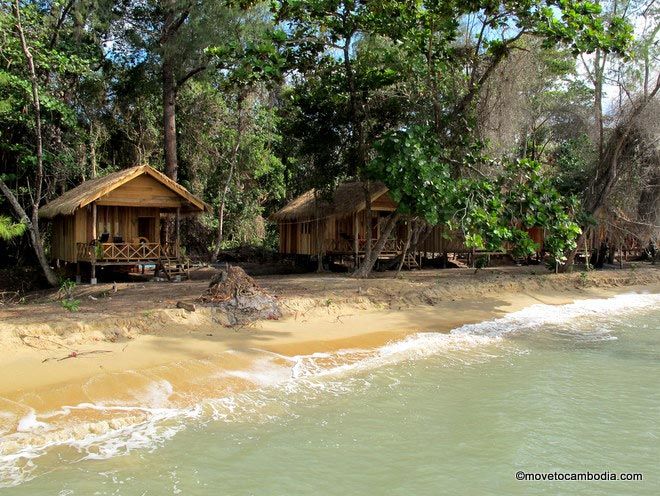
<box><xmin>349</xmin><ymin>0</ymin><xmax>632</xmax><ymax>276</ymax></box>
<box><xmin>366</xmin><ymin>126</ymin><xmax>581</xmax><ymax>274</ymax></box>
<box><xmin>275</xmin><ymin>1</ymin><xmax>409</xmax><ymax>266</ymax></box>
<box><xmin>562</xmin><ymin>0</ymin><xmax>660</xmax><ymax>269</ymax></box>
<box><xmin>111</xmin><ymin>0</ymin><xmax>255</xmax><ymax>180</ymax></box>
<box><xmin>0</xmin><ymin>1</ymin><xmax>60</xmax><ymax>286</ymax></box>
<box><xmin>202</xmin><ymin>11</ymin><xmax>285</xmax><ymax>258</ymax></box>
<box><xmin>1</xmin><ymin>0</ymin><xmax>115</xmax><ymax>284</ymax></box>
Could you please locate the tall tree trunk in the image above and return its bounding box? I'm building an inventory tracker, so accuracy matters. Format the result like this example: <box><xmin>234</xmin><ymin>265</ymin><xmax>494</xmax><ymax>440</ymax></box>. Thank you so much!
<box><xmin>0</xmin><ymin>181</ymin><xmax>56</xmax><ymax>286</ymax></box>
<box><xmin>354</xmin><ymin>213</ymin><xmax>401</xmax><ymax>278</ymax></box>
<box><xmin>342</xmin><ymin>25</ymin><xmax>362</xmax><ymax>175</ymax></box>
<box><xmin>211</xmin><ymin>94</ymin><xmax>244</xmax><ymax>261</ymax></box>
<box><xmin>211</xmin><ymin>148</ymin><xmax>238</xmax><ymax>262</ymax></box>
<box><xmin>163</xmin><ymin>55</ymin><xmax>178</xmax><ymax>180</ymax></box>
<box><xmin>89</xmin><ymin>122</ymin><xmax>98</xmax><ymax>179</ymax></box>
<box><xmin>5</xmin><ymin>1</ymin><xmax>58</xmax><ymax>287</ymax></box>
<box><xmin>593</xmin><ymin>49</ymin><xmax>606</xmax><ymax>164</ymax></box>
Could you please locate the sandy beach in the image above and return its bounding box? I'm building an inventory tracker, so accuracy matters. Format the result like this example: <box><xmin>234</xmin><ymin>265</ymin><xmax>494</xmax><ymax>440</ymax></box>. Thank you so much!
<box><xmin>0</xmin><ymin>265</ymin><xmax>658</xmax><ymax>490</ymax></box>
<box><xmin>1</xmin><ymin>266</ymin><xmax>658</xmax><ymax>415</ymax></box>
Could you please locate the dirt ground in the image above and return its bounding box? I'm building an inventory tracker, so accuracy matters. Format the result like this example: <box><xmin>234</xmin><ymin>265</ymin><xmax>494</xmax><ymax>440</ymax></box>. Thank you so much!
<box><xmin>1</xmin><ymin>263</ymin><xmax>658</xmax><ymax>327</ymax></box>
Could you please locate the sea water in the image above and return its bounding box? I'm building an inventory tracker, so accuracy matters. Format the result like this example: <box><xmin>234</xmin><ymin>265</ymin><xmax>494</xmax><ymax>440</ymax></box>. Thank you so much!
<box><xmin>1</xmin><ymin>293</ymin><xmax>659</xmax><ymax>495</ymax></box>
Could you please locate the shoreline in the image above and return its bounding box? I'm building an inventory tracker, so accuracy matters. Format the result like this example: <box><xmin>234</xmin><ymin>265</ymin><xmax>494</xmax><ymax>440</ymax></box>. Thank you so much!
<box><xmin>0</xmin><ymin>267</ymin><xmax>658</xmax><ymax>486</ymax></box>
<box><xmin>0</xmin><ymin>267</ymin><xmax>657</xmax><ymax>418</ymax></box>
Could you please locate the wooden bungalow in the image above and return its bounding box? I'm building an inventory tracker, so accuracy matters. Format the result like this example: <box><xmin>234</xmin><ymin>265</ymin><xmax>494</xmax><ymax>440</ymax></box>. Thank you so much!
<box><xmin>40</xmin><ymin>165</ymin><xmax>210</xmax><ymax>283</ymax></box>
<box><xmin>271</xmin><ymin>181</ymin><xmax>547</xmax><ymax>269</ymax></box>
<box><xmin>271</xmin><ymin>182</ymin><xmax>404</xmax><ymax>264</ymax></box>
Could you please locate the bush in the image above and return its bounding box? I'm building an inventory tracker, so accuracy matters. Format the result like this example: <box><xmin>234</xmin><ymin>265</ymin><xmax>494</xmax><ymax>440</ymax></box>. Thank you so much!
<box><xmin>58</xmin><ymin>279</ymin><xmax>80</xmax><ymax>312</ymax></box>
<box><xmin>60</xmin><ymin>299</ymin><xmax>80</xmax><ymax>312</ymax></box>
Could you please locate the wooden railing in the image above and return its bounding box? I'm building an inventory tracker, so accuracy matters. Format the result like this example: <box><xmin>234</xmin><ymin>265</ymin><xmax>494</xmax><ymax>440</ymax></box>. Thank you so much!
<box><xmin>76</xmin><ymin>242</ymin><xmax>177</xmax><ymax>262</ymax></box>
<box><xmin>328</xmin><ymin>237</ymin><xmax>402</xmax><ymax>254</ymax></box>
<box><xmin>358</xmin><ymin>237</ymin><xmax>402</xmax><ymax>254</ymax></box>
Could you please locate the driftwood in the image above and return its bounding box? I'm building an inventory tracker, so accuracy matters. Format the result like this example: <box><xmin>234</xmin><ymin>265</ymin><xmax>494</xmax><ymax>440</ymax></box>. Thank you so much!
<box><xmin>176</xmin><ymin>301</ymin><xmax>196</xmax><ymax>312</ymax></box>
<box><xmin>42</xmin><ymin>350</ymin><xmax>112</xmax><ymax>363</ymax></box>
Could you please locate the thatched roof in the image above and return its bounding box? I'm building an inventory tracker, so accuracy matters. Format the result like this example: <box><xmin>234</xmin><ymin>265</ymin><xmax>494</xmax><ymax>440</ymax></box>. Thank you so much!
<box><xmin>270</xmin><ymin>181</ymin><xmax>390</xmax><ymax>221</ymax></box>
<box><xmin>40</xmin><ymin>165</ymin><xmax>211</xmax><ymax>218</ymax></box>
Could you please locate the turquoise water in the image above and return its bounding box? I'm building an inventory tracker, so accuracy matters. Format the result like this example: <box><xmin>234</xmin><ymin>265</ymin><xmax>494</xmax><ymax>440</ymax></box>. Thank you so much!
<box><xmin>1</xmin><ymin>293</ymin><xmax>659</xmax><ymax>495</ymax></box>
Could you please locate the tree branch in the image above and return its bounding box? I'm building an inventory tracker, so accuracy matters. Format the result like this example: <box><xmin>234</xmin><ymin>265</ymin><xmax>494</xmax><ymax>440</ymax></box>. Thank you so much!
<box><xmin>49</xmin><ymin>0</ymin><xmax>76</xmax><ymax>49</ymax></box>
<box><xmin>13</xmin><ymin>0</ymin><xmax>44</xmax><ymax>214</ymax></box>
<box><xmin>176</xmin><ymin>65</ymin><xmax>207</xmax><ymax>88</ymax></box>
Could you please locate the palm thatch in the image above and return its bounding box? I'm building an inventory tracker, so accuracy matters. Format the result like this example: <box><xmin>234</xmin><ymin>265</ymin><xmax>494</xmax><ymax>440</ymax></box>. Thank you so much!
<box><xmin>40</xmin><ymin>165</ymin><xmax>210</xmax><ymax>218</ymax></box>
<box><xmin>270</xmin><ymin>181</ymin><xmax>389</xmax><ymax>221</ymax></box>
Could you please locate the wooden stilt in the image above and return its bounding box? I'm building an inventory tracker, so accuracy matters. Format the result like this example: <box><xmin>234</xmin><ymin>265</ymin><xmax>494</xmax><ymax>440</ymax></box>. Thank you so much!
<box><xmin>92</xmin><ymin>202</ymin><xmax>97</xmax><ymax>241</ymax></box>
<box><xmin>353</xmin><ymin>212</ymin><xmax>359</xmax><ymax>269</ymax></box>
<box><xmin>175</xmin><ymin>206</ymin><xmax>181</xmax><ymax>260</ymax></box>
<box><xmin>91</xmin><ymin>202</ymin><xmax>98</xmax><ymax>284</ymax></box>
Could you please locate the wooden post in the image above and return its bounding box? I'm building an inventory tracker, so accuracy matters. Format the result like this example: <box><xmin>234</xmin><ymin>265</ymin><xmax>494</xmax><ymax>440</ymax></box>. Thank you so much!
<box><xmin>175</xmin><ymin>206</ymin><xmax>181</xmax><ymax>260</ymax></box>
<box><xmin>353</xmin><ymin>212</ymin><xmax>359</xmax><ymax>269</ymax></box>
<box><xmin>91</xmin><ymin>202</ymin><xmax>97</xmax><ymax>284</ymax></box>
<box><xmin>92</xmin><ymin>202</ymin><xmax>97</xmax><ymax>240</ymax></box>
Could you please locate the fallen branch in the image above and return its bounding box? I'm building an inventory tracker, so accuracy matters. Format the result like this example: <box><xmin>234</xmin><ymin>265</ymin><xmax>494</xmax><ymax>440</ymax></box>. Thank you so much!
<box><xmin>0</xmin><ymin>291</ymin><xmax>21</xmax><ymax>304</ymax></box>
<box><xmin>42</xmin><ymin>349</ymin><xmax>112</xmax><ymax>363</ymax></box>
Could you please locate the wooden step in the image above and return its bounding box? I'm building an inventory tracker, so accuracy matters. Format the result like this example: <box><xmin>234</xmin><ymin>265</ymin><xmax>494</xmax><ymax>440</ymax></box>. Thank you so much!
<box><xmin>403</xmin><ymin>253</ymin><xmax>420</xmax><ymax>269</ymax></box>
<box><xmin>156</xmin><ymin>259</ymin><xmax>190</xmax><ymax>281</ymax></box>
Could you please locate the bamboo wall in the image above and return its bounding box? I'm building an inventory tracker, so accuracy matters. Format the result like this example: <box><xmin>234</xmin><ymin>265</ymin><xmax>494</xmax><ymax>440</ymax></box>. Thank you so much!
<box><xmin>278</xmin><ymin>210</ymin><xmax>400</xmax><ymax>256</ymax></box>
<box><xmin>51</xmin><ymin>209</ymin><xmax>89</xmax><ymax>262</ymax></box>
<box><xmin>419</xmin><ymin>225</ymin><xmax>470</xmax><ymax>254</ymax></box>
<box><xmin>95</xmin><ymin>206</ymin><xmax>160</xmax><ymax>243</ymax></box>
<box><xmin>420</xmin><ymin>226</ymin><xmax>547</xmax><ymax>255</ymax></box>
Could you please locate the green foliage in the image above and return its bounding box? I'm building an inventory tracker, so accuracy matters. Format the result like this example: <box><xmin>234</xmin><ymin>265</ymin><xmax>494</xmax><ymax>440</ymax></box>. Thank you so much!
<box><xmin>0</xmin><ymin>216</ymin><xmax>26</xmax><ymax>241</ymax></box>
<box><xmin>59</xmin><ymin>279</ymin><xmax>77</xmax><ymax>300</ymax></box>
<box><xmin>369</xmin><ymin>127</ymin><xmax>581</xmax><ymax>263</ymax></box>
<box><xmin>58</xmin><ymin>279</ymin><xmax>79</xmax><ymax>312</ymax></box>
<box><xmin>552</xmin><ymin>136</ymin><xmax>596</xmax><ymax>197</ymax></box>
<box><xmin>60</xmin><ymin>298</ymin><xmax>81</xmax><ymax>313</ymax></box>
<box><xmin>579</xmin><ymin>271</ymin><xmax>589</xmax><ymax>287</ymax></box>
<box><xmin>368</xmin><ymin>125</ymin><xmax>452</xmax><ymax>225</ymax></box>
<box><xmin>0</xmin><ymin>0</ymin><xmax>646</xmax><ymax>276</ymax></box>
